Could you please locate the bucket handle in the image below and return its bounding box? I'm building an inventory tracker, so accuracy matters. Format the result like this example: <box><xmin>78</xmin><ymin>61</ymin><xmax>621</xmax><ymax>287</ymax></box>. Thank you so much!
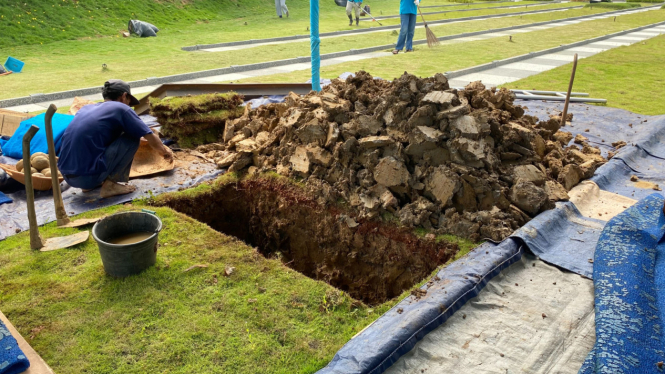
<box><xmin>141</xmin><ymin>209</ymin><xmax>163</xmax><ymax>234</ymax></box>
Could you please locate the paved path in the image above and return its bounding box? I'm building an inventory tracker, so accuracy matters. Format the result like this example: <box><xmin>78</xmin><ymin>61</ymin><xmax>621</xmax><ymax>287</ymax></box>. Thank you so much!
<box><xmin>447</xmin><ymin>23</ymin><xmax>665</xmax><ymax>88</ymax></box>
<box><xmin>4</xmin><ymin>7</ymin><xmax>660</xmax><ymax>113</ymax></box>
<box><xmin>365</xmin><ymin>0</ymin><xmax>561</xmax><ymax>21</ymax></box>
<box><xmin>198</xmin><ymin>5</ymin><xmax>580</xmax><ymax>53</ymax></box>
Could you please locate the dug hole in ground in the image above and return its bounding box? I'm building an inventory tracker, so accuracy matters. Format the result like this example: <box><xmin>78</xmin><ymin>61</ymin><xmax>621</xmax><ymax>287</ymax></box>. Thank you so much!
<box><xmin>151</xmin><ymin>70</ymin><xmax>609</xmax><ymax>307</ymax></box>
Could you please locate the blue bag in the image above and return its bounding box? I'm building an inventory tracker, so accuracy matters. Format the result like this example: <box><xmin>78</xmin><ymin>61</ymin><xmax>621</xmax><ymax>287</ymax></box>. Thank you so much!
<box><xmin>0</xmin><ymin>113</ymin><xmax>74</xmax><ymax>159</ymax></box>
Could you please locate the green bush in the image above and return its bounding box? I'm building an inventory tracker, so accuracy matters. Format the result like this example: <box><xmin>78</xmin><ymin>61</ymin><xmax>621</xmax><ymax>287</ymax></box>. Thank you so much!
<box><xmin>626</xmin><ymin>0</ymin><xmax>663</xmax><ymax>2</ymax></box>
<box><xmin>584</xmin><ymin>2</ymin><xmax>641</xmax><ymax>9</ymax></box>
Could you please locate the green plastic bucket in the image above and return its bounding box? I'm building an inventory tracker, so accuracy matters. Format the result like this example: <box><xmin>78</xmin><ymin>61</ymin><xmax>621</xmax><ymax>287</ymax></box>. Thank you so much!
<box><xmin>92</xmin><ymin>211</ymin><xmax>162</xmax><ymax>277</ymax></box>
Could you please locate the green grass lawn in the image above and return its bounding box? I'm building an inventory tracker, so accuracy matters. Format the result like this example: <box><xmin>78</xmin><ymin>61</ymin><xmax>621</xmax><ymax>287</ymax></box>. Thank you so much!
<box><xmin>505</xmin><ymin>34</ymin><xmax>665</xmax><ymax>115</ymax></box>
<box><xmin>0</xmin><ymin>204</ymin><xmax>388</xmax><ymax>373</ymax></box>
<box><xmin>0</xmin><ymin>0</ymin><xmax>560</xmax><ymax>48</ymax></box>
<box><xmin>0</xmin><ymin>173</ymin><xmax>478</xmax><ymax>373</ymax></box>
<box><xmin>232</xmin><ymin>9</ymin><xmax>665</xmax><ymax>82</ymax></box>
<box><xmin>0</xmin><ymin>1</ymin><xmax>584</xmax><ymax>100</ymax></box>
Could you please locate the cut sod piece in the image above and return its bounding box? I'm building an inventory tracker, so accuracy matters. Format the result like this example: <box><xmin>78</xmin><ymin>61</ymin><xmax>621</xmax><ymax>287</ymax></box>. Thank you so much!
<box><xmin>150</xmin><ymin>93</ymin><xmax>245</xmax><ymax>148</ymax></box>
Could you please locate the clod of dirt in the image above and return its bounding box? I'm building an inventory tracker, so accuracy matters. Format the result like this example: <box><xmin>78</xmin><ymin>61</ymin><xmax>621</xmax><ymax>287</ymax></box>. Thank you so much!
<box><xmin>574</xmin><ymin>134</ymin><xmax>588</xmax><ymax>144</ymax></box>
<box><xmin>195</xmin><ymin>71</ymin><xmax>606</xmax><ymax>242</ymax></box>
<box><xmin>612</xmin><ymin>140</ymin><xmax>627</xmax><ymax>149</ymax></box>
<box><xmin>411</xmin><ymin>289</ymin><xmax>427</xmax><ymax>299</ymax></box>
<box><xmin>631</xmin><ymin>175</ymin><xmax>639</xmax><ymax>182</ymax></box>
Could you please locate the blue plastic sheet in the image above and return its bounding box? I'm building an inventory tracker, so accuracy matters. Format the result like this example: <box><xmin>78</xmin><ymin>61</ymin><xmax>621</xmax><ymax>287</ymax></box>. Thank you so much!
<box><xmin>245</xmin><ymin>95</ymin><xmax>286</xmax><ymax>108</ymax></box>
<box><xmin>0</xmin><ymin>192</ymin><xmax>11</xmax><ymax>206</ymax></box>
<box><xmin>0</xmin><ymin>113</ymin><xmax>74</xmax><ymax>159</ymax></box>
<box><xmin>512</xmin><ymin>201</ymin><xmax>604</xmax><ymax>278</ymax></box>
<box><xmin>579</xmin><ymin>194</ymin><xmax>665</xmax><ymax>374</ymax></box>
<box><xmin>0</xmin><ymin>319</ymin><xmax>30</xmax><ymax>374</ymax></box>
<box><xmin>318</xmin><ymin>240</ymin><xmax>523</xmax><ymax>374</ymax></box>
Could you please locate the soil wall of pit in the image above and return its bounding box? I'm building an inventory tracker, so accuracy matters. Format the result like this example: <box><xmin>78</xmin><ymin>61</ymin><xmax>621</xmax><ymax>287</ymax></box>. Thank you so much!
<box><xmin>157</xmin><ymin>178</ymin><xmax>458</xmax><ymax>304</ymax></box>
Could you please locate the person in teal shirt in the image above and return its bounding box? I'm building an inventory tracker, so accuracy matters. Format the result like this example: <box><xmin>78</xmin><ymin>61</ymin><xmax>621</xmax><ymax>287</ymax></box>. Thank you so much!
<box><xmin>346</xmin><ymin>0</ymin><xmax>362</xmax><ymax>26</ymax></box>
<box><xmin>393</xmin><ymin>0</ymin><xmax>420</xmax><ymax>54</ymax></box>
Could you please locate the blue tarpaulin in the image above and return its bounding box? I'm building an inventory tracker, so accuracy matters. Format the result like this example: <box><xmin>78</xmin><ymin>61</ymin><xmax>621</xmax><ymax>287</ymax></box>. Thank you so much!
<box><xmin>0</xmin><ymin>192</ymin><xmax>11</xmax><ymax>206</ymax></box>
<box><xmin>579</xmin><ymin>193</ymin><xmax>665</xmax><ymax>374</ymax></box>
<box><xmin>0</xmin><ymin>319</ymin><xmax>30</xmax><ymax>374</ymax></box>
<box><xmin>0</xmin><ymin>113</ymin><xmax>74</xmax><ymax>159</ymax></box>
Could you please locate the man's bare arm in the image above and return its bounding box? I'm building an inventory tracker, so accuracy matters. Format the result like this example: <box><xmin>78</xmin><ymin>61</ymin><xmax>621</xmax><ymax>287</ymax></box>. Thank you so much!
<box><xmin>144</xmin><ymin>132</ymin><xmax>173</xmax><ymax>160</ymax></box>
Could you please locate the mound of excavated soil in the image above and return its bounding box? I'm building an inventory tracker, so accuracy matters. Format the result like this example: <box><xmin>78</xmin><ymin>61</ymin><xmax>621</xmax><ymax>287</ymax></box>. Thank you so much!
<box><xmin>196</xmin><ymin>71</ymin><xmax>607</xmax><ymax>242</ymax></box>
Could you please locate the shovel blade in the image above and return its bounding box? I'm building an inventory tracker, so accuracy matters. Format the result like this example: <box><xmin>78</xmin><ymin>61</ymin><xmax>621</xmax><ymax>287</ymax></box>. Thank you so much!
<box><xmin>59</xmin><ymin>217</ymin><xmax>101</xmax><ymax>228</ymax></box>
<box><xmin>40</xmin><ymin>231</ymin><xmax>90</xmax><ymax>252</ymax></box>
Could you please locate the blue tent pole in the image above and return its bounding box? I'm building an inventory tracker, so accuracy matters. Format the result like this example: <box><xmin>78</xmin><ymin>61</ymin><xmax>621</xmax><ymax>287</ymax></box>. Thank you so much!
<box><xmin>310</xmin><ymin>0</ymin><xmax>321</xmax><ymax>91</ymax></box>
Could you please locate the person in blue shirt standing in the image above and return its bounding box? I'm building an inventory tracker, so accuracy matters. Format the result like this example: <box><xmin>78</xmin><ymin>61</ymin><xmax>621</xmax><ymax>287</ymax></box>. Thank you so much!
<box><xmin>393</xmin><ymin>0</ymin><xmax>420</xmax><ymax>54</ymax></box>
<box><xmin>58</xmin><ymin>80</ymin><xmax>173</xmax><ymax>198</ymax></box>
<box><xmin>346</xmin><ymin>0</ymin><xmax>362</xmax><ymax>26</ymax></box>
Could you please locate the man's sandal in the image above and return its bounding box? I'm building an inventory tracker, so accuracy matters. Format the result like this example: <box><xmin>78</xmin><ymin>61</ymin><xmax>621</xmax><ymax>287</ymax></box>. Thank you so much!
<box><xmin>392</xmin><ymin>50</ymin><xmax>399</xmax><ymax>55</ymax></box>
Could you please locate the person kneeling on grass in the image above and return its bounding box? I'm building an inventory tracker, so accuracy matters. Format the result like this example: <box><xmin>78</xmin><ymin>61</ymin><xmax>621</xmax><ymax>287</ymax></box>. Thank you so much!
<box><xmin>57</xmin><ymin>79</ymin><xmax>173</xmax><ymax>198</ymax></box>
<box><xmin>393</xmin><ymin>0</ymin><xmax>420</xmax><ymax>54</ymax></box>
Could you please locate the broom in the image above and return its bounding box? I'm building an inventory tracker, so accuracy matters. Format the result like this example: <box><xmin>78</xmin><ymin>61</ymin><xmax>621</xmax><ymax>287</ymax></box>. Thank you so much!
<box><xmin>417</xmin><ymin>6</ymin><xmax>439</xmax><ymax>48</ymax></box>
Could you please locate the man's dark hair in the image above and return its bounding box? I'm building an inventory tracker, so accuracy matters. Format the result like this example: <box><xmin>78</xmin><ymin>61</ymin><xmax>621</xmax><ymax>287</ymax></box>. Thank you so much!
<box><xmin>102</xmin><ymin>82</ymin><xmax>125</xmax><ymax>101</ymax></box>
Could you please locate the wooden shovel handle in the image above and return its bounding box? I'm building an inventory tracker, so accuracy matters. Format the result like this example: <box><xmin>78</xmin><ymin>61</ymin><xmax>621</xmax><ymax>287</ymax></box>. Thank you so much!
<box><xmin>44</xmin><ymin>104</ymin><xmax>70</xmax><ymax>226</ymax></box>
<box><xmin>23</xmin><ymin>125</ymin><xmax>45</xmax><ymax>249</ymax></box>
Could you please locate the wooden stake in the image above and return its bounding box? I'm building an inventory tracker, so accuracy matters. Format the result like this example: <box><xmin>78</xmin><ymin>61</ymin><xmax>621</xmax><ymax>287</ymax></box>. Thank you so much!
<box><xmin>23</xmin><ymin>125</ymin><xmax>45</xmax><ymax>250</ymax></box>
<box><xmin>561</xmin><ymin>53</ymin><xmax>578</xmax><ymax>129</ymax></box>
<box><xmin>44</xmin><ymin>104</ymin><xmax>71</xmax><ymax>226</ymax></box>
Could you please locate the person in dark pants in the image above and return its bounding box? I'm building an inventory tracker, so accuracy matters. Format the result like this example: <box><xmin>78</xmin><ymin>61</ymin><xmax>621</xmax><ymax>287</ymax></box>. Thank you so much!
<box><xmin>393</xmin><ymin>0</ymin><xmax>420</xmax><ymax>54</ymax></box>
<box><xmin>346</xmin><ymin>0</ymin><xmax>362</xmax><ymax>26</ymax></box>
<box><xmin>58</xmin><ymin>80</ymin><xmax>173</xmax><ymax>198</ymax></box>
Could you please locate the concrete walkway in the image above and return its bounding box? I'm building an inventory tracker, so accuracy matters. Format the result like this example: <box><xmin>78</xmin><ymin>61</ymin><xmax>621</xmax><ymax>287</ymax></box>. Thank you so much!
<box><xmin>198</xmin><ymin>5</ymin><xmax>580</xmax><ymax>53</ymax></box>
<box><xmin>4</xmin><ymin>7</ymin><xmax>661</xmax><ymax>113</ymax></box>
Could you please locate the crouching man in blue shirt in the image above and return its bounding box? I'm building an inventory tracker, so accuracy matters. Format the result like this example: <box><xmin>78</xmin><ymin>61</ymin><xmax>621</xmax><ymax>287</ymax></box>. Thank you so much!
<box><xmin>58</xmin><ymin>80</ymin><xmax>173</xmax><ymax>198</ymax></box>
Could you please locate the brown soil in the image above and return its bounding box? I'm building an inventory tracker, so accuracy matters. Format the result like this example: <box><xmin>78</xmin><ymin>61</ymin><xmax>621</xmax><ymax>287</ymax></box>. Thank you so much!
<box><xmin>156</xmin><ymin>177</ymin><xmax>458</xmax><ymax>304</ymax></box>
<box><xmin>195</xmin><ymin>71</ymin><xmax>610</xmax><ymax>242</ymax></box>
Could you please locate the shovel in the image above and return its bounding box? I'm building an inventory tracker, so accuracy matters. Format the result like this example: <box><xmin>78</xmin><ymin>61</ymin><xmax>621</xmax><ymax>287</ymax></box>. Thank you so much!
<box><xmin>44</xmin><ymin>104</ymin><xmax>100</xmax><ymax>228</ymax></box>
<box><xmin>22</xmin><ymin>124</ymin><xmax>89</xmax><ymax>251</ymax></box>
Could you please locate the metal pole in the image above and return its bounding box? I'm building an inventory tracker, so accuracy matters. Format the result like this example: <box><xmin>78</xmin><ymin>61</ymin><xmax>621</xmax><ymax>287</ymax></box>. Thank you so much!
<box><xmin>310</xmin><ymin>0</ymin><xmax>321</xmax><ymax>91</ymax></box>
<box><xmin>561</xmin><ymin>53</ymin><xmax>578</xmax><ymax>128</ymax></box>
